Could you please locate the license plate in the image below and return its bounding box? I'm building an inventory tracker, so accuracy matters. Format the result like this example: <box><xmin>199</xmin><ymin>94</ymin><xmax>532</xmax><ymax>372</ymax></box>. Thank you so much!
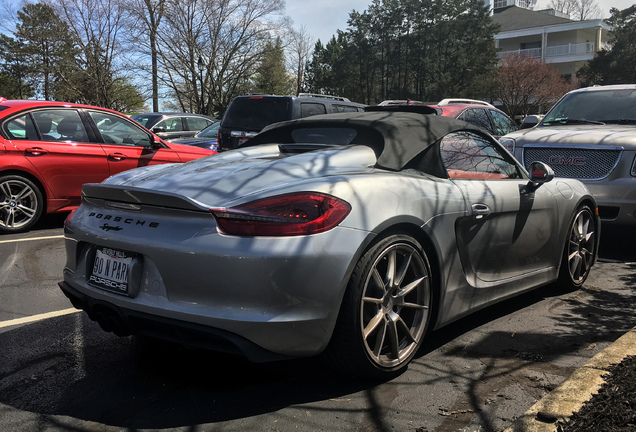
<box><xmin>89</xmin><ymin>247</ymin><xmax>133</xmax><ymax>294</ymax></box>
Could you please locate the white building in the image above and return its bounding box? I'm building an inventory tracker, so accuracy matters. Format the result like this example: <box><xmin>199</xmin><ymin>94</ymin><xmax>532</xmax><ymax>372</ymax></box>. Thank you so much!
<box><xmin>490</xmin><ymin>2</ymin><xmax>613</xmax><ymax>80</ymax></box>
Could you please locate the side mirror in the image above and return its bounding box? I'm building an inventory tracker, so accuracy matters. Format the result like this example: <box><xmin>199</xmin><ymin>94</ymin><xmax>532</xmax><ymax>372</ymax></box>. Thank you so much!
<box><xmin>528</xmin><ymin>161</ymin><xmax>554</xmax><ymax>187</ymax></box>
<box><xmin>152</xmin><ymin>126</ymin><xmax>166</xmax><ymax>133</ymax></box>
<box><xmin>520</xmin><ymin>115</ymin><xmax>543</xmax><ymax>129</ymax></box>
<box><xmin>151</xmin><ymin>135</ymin><xmax>164</xmax><ymax>148</ymax></box>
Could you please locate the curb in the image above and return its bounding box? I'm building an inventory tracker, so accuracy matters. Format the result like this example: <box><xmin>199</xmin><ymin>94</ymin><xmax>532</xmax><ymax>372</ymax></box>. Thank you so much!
<box><xmin>504</xmin><ymin>326</ymin><xmax>636</xmax><ymax>432</ymax></box>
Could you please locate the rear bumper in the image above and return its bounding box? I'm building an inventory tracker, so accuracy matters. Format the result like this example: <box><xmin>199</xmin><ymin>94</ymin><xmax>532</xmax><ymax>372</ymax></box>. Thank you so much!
<box><xmin>60</xmin><ymin>208</ymin><xmax>371</xmax><ymax>360</ymax></box>
<box><xmin>59</xmin><ymin>280</ymin><xmax>292</xmax><ymax>362</ymax></box>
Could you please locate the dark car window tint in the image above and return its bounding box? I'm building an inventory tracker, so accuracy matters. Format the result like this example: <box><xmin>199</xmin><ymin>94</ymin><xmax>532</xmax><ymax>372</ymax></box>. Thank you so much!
<box><xmin>88</xmin><ymin>111</ymin><xmax>152</xmax><ymax>147</ymax></box>
<box><xmin>186</xmin><ymin>117</ymin><xmax>211</xmax><ymax>131</ymax></box>
<box><xmin>490</xmin><ymin>109</ymin><xmax>517</xmax><ymax>136</ymax></box>
<box><xmin>291</xmin><ymin>127</ymin><xmax>357</xmax><ymax>145</ymax></box>
<box><xmin>440</xmin><ymin>132</ymin><xmax>521</xmax><ymax>179</ymax></box>
<box><xmin>222</xmin><ymin>97</ymin><xmax>290</xmax><ymax>130</ymax></box>
<box><xmin>300</xmin><ymin>103</ymin><xmax>327</xmax><ymax>118</ymax></box>
<box><xmin>458</xmin><ymin>108</ymin><xmax>493</xmax><ymax>135</ymax></box>
<box><xmin>5</xmin><ymin>114</ymin><xmax>37</xmax><ymax>140</ymax></box>
<box><xmin>333</xmin><ymin>104</ymin><xmax>360</xmax><ymax>113</ymax></box>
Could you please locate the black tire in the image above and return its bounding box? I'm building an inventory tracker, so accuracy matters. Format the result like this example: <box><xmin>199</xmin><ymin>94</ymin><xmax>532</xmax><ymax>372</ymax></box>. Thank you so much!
<box><xmin>324</xmin><ymin>234</ymin><xmax>433</xmax><ymax>380</ymax></box>
<box><xmin>557</xmin><ymin>205</ymin><xmax>597</xmax><ymax>290</ymax></box>
<box><xmin>0</xmin><ymin>175</ymin><xmax>44</xmax><ymax>234</ymax></box>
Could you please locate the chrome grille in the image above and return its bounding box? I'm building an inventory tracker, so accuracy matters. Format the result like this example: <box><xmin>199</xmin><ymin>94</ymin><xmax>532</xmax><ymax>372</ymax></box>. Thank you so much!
<box><xmin>523</xmin><ymin>147</ymin><xmax>622</xmax><ymax>180</ymax></box>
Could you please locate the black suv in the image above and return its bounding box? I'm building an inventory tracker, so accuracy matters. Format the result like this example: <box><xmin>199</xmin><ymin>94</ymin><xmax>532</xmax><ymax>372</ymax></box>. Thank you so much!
<box><xmin>218</xmin><ymin>94</ymin><xmax>366</xmax><ymax>151</ymax></box>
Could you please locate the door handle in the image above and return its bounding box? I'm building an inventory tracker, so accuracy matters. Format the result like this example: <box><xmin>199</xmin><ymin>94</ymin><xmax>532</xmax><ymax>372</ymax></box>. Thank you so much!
<box><xmin>108</xmin><ymin>153</ymin><xmax>127</xmax><ymax>161</ymax></box>
<box><xmin>472</xmin><ymin>203</ymin><xmax>491</xmax><ymax>219</ymax></box>
<box><xmin>25</xmin><ymin>147</ymin><xmax>49</xmax><ymax>156</ymax></box>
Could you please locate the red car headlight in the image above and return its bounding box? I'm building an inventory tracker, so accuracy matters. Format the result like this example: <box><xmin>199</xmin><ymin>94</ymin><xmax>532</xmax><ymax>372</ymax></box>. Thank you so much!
<box><xmin>211</xmin><ymin>192</ymin><xmax>351</xmax><ymax>236</ymax></box>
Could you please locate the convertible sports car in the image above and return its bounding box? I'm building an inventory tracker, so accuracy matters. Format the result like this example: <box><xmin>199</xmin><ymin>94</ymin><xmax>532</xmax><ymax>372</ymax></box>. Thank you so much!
<box><xmin>59</xmin><ymin>112</ymin><xmax>599</xmax><ymax>379</ymax></box>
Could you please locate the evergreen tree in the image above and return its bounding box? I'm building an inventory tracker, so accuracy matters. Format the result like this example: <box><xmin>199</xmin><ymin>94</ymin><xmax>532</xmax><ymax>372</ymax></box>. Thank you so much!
<box><xmin>15</xmin><ymin>2</ymin><xmax>79</xmax><ymax>100</ymax></box>
<box><xmin>578</xmin><ymin>5</ymin><xmax>636</xmax><ymax>85</ymax></box>
<box><xmin>0</xmin><ymin>34</ymin><xmax>34</xmax><ymax>99</ymax></box>
<box><xmin>304</xmin><ymin>0</ymin><xmax>499</xmax><ymax>104</ymax></box>
<box><xmin>252</xmin><ymin>37</ymin><xmax>294</xmax><ymax>95</ymax></box>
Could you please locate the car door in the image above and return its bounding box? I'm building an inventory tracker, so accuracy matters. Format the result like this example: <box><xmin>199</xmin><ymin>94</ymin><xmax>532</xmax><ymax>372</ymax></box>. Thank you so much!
<box><xmin>5</xmin><ymin>109</ymin><xmax>109</xmax><ymax>203</ymax></box>
<box><xmin>86</xmin><ymin>110</ymin><xmax>181</xmax><ymax>174</ymax></box>
<box><xmin>184</xmin><ymin>116</ymin><xmax>213</xmax><ymax>136</ymax></box>
<box><xmin>157</xmin><ymin>116</ymin><xmax>188</xmax><ymax>140</ymax></box>
<box><xmin>440</xmin><ymin>131</ymin><xmax>559</xmax><ymax>284</ymax></box>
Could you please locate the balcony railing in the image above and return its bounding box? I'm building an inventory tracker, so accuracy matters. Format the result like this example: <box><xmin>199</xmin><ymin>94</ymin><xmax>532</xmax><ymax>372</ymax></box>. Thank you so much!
<box><xmin>497</xmin><ymin>47</ymin><xmax>541</xmax><ymax>58</ymax></box>
<box><xmin>498</xmin><ymin>42</ymin><xmax>595</xmax><ymax>59</ymax></box>
<box><xmin>546</xmin><ymin>42</ymin><xmax>594</xmax><ymax>57</ymax></box>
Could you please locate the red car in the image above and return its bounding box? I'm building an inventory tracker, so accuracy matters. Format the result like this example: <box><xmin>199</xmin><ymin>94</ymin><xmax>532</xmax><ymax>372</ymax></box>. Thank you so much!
<box><xmin>430</xmin><ymin>99</ymin><xmax>518</xmax><ymax>139</ymax></box>
<box><xmin>376</xmin><ymin>98</ymin><xmax>518</xmax><ymax>140</ymax></box>
<box><xmin>0</xmin><ymin>99</ymin><xmax>215</xmax><ymax>233</ymax></box>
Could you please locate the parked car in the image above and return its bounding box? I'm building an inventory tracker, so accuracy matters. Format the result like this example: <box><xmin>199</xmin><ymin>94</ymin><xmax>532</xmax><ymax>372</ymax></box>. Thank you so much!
<box><xmin>368</xmin><ymin>99</ymin><xmax>518</xmax><ymax>143</ymax></box>
<box><xmin>166</xmin><ymin>120</ymin><xmax>220</xmax><ymax>151</ymax></box>
<box><xmin>131</xmin><ymin>112</ymin><xmax>216</xmax><ymax>140</ymax></box>
<box><xmin>59</xmin><ymin>111</ymin><xmax>598</xmax><ymax>379</ymax></box>
<box><xmin>430</xmin><ymin>99</ymin><xmax>518</xmax><ymax>140</ymax></box>
<box><xmin>500</xmin><ymin>84</ymin><xmax>636</xmax><ymax>226</ymax></box>
<box><xmin>217</xmin><ymin>93</ymin><xmax>366</xmax><ymax>151</ymax></box>
<box><xmin>0</xmin><ymin>99</ymin><xmax>215</xmax><ymax>234</ymax></box>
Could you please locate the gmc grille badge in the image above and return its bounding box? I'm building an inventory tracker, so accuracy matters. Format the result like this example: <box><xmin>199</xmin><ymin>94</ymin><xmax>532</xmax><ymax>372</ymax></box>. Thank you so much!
<box><xmin>549</xmin><ymin>156</ymin><xmax>585</xmax><ymax>166</ymax></box>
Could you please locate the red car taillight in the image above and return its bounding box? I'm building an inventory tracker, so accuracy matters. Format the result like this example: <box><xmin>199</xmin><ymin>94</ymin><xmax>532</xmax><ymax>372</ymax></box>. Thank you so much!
<box><xmin>211</xmin><ymin>192</ymin><xmax>351</xmax><ymax>236</ymax></box>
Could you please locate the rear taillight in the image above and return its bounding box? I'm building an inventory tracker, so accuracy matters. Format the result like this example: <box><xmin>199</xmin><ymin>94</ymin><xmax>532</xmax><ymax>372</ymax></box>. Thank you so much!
<box><xmin>211</xmin><ymin>192</ymin><xmax>351</xmax><ymax>236</ymax></box>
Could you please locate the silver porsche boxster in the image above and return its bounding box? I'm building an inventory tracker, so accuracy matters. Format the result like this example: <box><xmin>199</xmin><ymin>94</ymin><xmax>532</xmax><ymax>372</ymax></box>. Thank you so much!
<box><xmin>59</xmin><ymin>111</ymin><xmax>600</xmax><ymax>379</ymax></box>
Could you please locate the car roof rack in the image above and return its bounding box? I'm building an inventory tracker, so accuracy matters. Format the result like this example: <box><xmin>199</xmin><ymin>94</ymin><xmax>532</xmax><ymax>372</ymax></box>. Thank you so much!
<box><xmin>297</xmin><ymin>93</ymin><xmax>351</xmax><ymax>102</ymax></box>
<box><xmin>438</xmin><ymin>98</ymin><xmax>494</xmax><ymax>108</ymax></box>
<box><xmin>378</xmin><ymin>99</ymin><xmax>427</xmax><ymax>106</ymax></box>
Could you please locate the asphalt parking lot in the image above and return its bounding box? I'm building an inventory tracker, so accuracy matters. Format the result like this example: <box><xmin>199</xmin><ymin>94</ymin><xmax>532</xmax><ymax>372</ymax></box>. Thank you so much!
<box><xmin>0</xmin><ymin>215</ymin><xmax>634</xmax><ymax>432</ymax></box>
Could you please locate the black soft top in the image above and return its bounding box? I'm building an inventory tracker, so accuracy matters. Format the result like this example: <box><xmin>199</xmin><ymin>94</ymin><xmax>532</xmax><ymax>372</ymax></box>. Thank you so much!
<box><xmin>248</xmin><ymin>111</ymin><xmax>488</xmax><ymax>175</ymax></box>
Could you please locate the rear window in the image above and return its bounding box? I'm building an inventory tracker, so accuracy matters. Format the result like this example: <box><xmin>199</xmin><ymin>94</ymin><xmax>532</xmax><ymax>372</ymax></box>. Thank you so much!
<box><xmin>333</xmin><ymin>104</ymin><xmax>361</xmax><ymax>113</ymax></box>
<box><xmin>290</xmin><ymin>127</ymin><xmax>358</xmax><ymax>145</ymax></box>
<box><xmin>222</xmin><ymin>97</ymin><xmax>290</xmax><ymax>130</ymax></box>
<box><xmin>300</xmin><ymin>103</ymin><xmax>327</xmax><ymax>117</ymax></box>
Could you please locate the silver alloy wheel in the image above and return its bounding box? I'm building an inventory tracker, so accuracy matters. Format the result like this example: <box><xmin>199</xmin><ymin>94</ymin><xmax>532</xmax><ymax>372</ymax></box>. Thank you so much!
<box><xmin>566</xmin><ymin>207</ymin><xmax>596</xmax><ymax>284</ymax></box>
<box><xmin>360</xmin><ymin>242</ymin><xmax>430</xmax><ymax>368</ymax></box>
<box><xmin>0</xmin><ymin>178</ymin><xmax>39</xmax><ymax>230</ymax></box>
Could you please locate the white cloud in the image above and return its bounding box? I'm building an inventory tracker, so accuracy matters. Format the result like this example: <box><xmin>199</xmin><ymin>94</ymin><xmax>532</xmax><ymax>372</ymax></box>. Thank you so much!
<box><xmin>285</xmin><ymin>0</ymin><xmax>371</xmax><ymax>43</ymax></box>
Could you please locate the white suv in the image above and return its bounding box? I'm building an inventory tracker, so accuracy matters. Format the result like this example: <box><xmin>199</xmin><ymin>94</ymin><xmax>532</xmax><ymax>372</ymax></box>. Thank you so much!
<box><xmin>500</xmin><ymin>84</ymin><xmax>636</xmax><ymax>226</ymax></box>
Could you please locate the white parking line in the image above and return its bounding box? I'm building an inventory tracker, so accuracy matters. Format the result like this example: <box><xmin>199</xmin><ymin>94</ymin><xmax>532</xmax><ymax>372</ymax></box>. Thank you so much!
<box><xmin>0</xmin><ymin>234</ymin><xmax>65</xmax><ymax>245</ymax></box>
<box><xmin>0</xmin><ymin>308</ymin><xmax>80</xmax><ymax>329</ymax></box>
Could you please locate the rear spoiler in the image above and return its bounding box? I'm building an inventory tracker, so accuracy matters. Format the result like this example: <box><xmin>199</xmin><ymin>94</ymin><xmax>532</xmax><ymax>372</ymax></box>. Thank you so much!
<box><xmin>82</xmin><ymin>183</ymin><xmax>208</xmax><ymax>212</ymax></box>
